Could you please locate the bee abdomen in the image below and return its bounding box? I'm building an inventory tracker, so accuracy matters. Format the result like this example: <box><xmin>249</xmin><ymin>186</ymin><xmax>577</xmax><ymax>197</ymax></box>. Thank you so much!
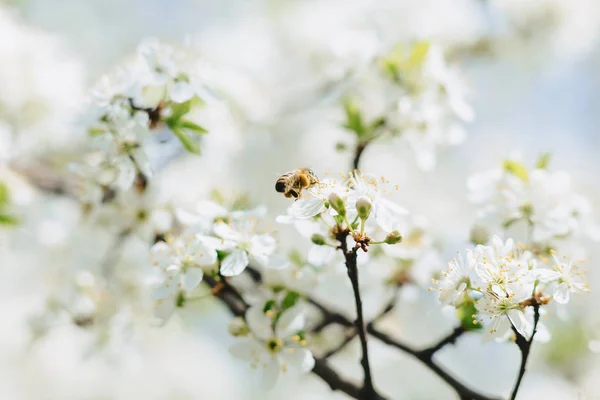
<box><xmin>275</xmin><ymin>180</ymin><xmax>287</xmax><ymax>193</ymax></box>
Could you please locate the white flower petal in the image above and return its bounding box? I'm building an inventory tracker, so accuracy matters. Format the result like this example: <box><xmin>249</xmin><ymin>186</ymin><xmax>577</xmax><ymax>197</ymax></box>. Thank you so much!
<box><xmin>307</xmin><ymin>245</ymin><xmax>335</xmax><ymax>266</ymax></box>
<box><xmin>265</xmin><ymin>254</ymin><xmax>290</xmax><ymax>270</ymax></box>
<box><xmin>154</xmin><ymin>298</ymin><xmax>176</xmax><ymax>322</ymax></box>
<box><xmin>508</xmin><ymin>309</ymin><xmax>530</xmax><ymax>338</ymax></box>
<box><xmin>375</xmin><ymin>198</ymin><xmax>408</xmax><ymax>233</ymax></box>
<box><xmin>220</xmin><ymin>249</ymin><xmax>249</xmax><ymax>276</ymax></box>
<box><xmin>170</xmin><ymin>81</ymin><xmax>195</xmax><ymax>103</ymax></box>
<box><xmin>151</xmin><ymin>283</ymin><xmax>178</xmax><ymax>300</ymax></box>
<box><xmin>246</xmin><ymin>306</ymin><xmax>274</xmax><ymax>341</ymax></box>
<box><xmin>150</xmin><ymin>241</ymin><xmax>174</xmax><ymax>268</ymax></box>
<box><xmin>280</xmin><ymin>348</ymin><xmax>315</xmax><ymax>373</ymax></box>
<box><xmin>275</xmin><ymin>307</ymin><xmax>305</xmax><ymax>339</ymax></box>
<box><xmin>182</xmin><ymin>268</ymin><xmax>204</xmax><ymax>292</ymax></box>
<box><xmin>261</xmin><ymin>357</ymin><xmax>280</xmax><ymax>389</ymax></box>
<box><xmin>553</xmin><ymin>282</ymin><xmax>571</xmax><ymax>304</ymax></box>
<box><xmin>214</xmin><ymin>222</ymin><xmax>243</xmax><ymax>242</ymax></box>
<box><xmin>229</xmin><ymin>338</ymin><xmax>262</xmax><ymax>361</ymax></box>
<box><xmin>290</xmin><ymin>198</ymin><xmax>325</xmax><ymax>219</ymax></box>
<box><xmin>132</xmin><ymin>149</ymin><xmax>153</xmax><ymax>178</ymax></box>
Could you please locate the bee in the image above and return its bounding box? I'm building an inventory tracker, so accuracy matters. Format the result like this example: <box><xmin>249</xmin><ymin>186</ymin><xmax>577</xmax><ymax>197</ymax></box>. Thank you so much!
<box><xmin>275</xmin><ymin>168</ymin><xmax>319</xmax><ymax>199</ymax></box>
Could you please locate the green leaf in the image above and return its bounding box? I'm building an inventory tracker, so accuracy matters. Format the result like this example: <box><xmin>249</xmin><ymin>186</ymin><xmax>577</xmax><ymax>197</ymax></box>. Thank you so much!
<box><xmin>342</xmin><ymin>98</ymin><xmax>366</xmax><ymax>137</ymax></box>
<box><xmin>0</xmin><ymin>182</ymin><xmax>9</xmax><ymax>207</ymax></box>
<box><xmin>369</xmin><ymin>117</ymin><xmax>387</xmax><ymax>131</ymax></box>
<box><xmin>263</xmin><ymin>300</ymin><xmax>276</xmax><ymax>314</ymax></box>
<box><xmin>179</xmin><ymin>120</ymin><xmax>208</xmax><ymax>135</ymax></box>
<box><xmin>502</xmin><ymin>218</ymin><xmax>521</xmax><ymax>229</ymax></box>
<box><xmin>456</xmin><ymin>301</ymin><xmax>482</xmax><ymax>331</ymax></box>
<box><xmin>168</xmin><ymin>101</ymin><xmax>193</xmax><ymax>124</ymax></box>
<box><xmin>216</xmin><ymin>250</ymin><xmax>228</xmax><ymax>261</ymax></box>
<box><xmin>176</xmin><ymin>291</ymin><xmax>186</xmax><ymax>308</ymax></box>
<box><xmin>406</xmin><ymin>41</ymin><xmax>431</xmax><ymax>70</ymax></box>
<box><xmin>536</xmin><ymin>153</ymin><xmax>552</xmax><ymax>169</ymax></box>
<box><xmin>503</xmin><ymin>160</ymin><xmax>529</xmax><ymax>182</ymax></box>
<box><xmin>281</xmin><ymin>291</ymin><xmax>300</xmax><ymax>311</ymax></box>
<box><xmin>0</xmin><ymin>214</ymin><xmax>18</xmax><ymax>226</ymax></box>
<box><xmin>171</xmin><ymin>127</ymin><xmax>200</xmax><ymax>154</ymax></box>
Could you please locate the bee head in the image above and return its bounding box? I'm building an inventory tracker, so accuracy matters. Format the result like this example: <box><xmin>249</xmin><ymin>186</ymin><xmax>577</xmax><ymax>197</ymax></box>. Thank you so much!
<box><xmin>275</xmin><ymin>181</ymin><xmax>286</xmax><ymax>193</ymax></box>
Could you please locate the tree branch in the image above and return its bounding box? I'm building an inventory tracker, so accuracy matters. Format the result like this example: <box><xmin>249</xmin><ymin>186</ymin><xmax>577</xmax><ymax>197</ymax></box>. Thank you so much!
<box><xmin>366</xmin><ymin>326</ymin><xmax>501</xmax><ymax>400</ymax></box>
<box><xmin>509</xmin><ymin>304</ymin><xmax>540</xmax><ymax>400</ymax></box>
<box><xmin>337</xmin><ymin>230</ymin><xmax>384</xmax><ymax>400</ymax></box>
<box><xmin>203</xmin><ymin>273</ymin><xmax>370</xmax><ymax>400</ymax></box>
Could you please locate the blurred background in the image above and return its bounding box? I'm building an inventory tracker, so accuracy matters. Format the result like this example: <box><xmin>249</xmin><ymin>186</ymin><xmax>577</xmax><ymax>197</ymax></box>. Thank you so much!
<box><xmin>1</xmin><ymin>0</ymin><xmax>600</xmax><ymax>399</ymax></box>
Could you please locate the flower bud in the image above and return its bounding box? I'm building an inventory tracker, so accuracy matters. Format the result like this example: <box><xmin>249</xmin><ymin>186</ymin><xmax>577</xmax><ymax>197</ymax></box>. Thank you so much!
<box><xmin>311</xmin><ymin>233</ymin><xmax>327</xmax><ymax>246</ymax></box>
<box><xmin>469</xmin><ymin>225</ymin><xmax>490</xmax><ymax>245</ymax></box>
<box><xmin>384</xmin><ymin>230</ymin><xmax>403</xmax><ymax>245</ymax></box>
<box><xmin>328</xmin><ymin>193</ymin><xmax>346</xmax><ymax>217</ymax></box>
<box><xmin>228</xmin><ymin>317</ymin><xmax>249</xmax><ymax>337</ymax></box>
<box><xmin>356</xmin><ymin>196</ymin><xmax>372</xmax><ymax>220</ymax></box>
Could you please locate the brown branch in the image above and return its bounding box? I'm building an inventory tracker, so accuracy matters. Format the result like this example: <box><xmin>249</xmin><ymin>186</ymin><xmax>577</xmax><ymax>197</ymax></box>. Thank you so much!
<box><xmin>203</xmin><ymin>273</ymin><xmax>369</xmax><ymax>400</ymax></box>
<box><xmin>366</xmin><ymin>326</ymin><xmax>500</xmax><ymax>400</ymax></box>
<box><xmin>509</xmin><ymin>304</ymin><xmax>540</xmax><ymax>400</ymax></box>
<box><xmin>337</xmin><ymin>229</ymin><xmax>384</xmax><ymax>400</ymax></box>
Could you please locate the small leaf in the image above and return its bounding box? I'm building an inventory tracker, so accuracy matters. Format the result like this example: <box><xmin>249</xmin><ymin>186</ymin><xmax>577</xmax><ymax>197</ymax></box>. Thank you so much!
<box><xmin>179</xmin><ymin>120</ymin><xmax>208</xmax><ymax>135</ymax></box>
<box><xmin>406</xmin><ymin>41</ymin><xmax>431</xmax><ymax>70</ymax></box>
<box><xmin>216</xmin><ymin>250</ymin><xmax>229</xmax><ymax>261</ymax></box>
<box><xmin>456</xmin><ymin>301</ymin><xmax>482</xmax><ymax>331</ymax></box>
<box><xmin>370</xmin><ymin>117</ymin><xmax>387</xmax><ymax>131</ymax></box>
<box><xmin>88</xmin><ymin>126</ymin><xmax>106</xmax><ymax>136</ymax></box>
<box><xmin>342</xmin><ymin>98</ymin><xmax>366</xmax><ymax>137</ymax></box>
<box><xmin>281</xmin><ymin>291</ymin><xmax>300</xmax><ymax>311</ymax></box>
<box><xmin>176</xmin><ymin>291</ymin><xmax>186</xmax><ymax>308</ymax></box>
<box><xmin>0</xmin><ymin>214</ymin><xmax>18</xmax><ymax>226</ymax></box>
<box><xmin>502</xmin><ymin>218</ymin><xmax>521</xmax><ymax>229</ymax></box>
<box><xmin>168</xmin><ymin>100</ymin><xmax>193</xmax><ymax>123</ymax></box>
<box><xmin>0</xmin><ymin>182</ymin><xmax>9</xmax><ymax>207</ymax></box>
<box><xmin>536</xmin><ymin>153</ymin><xmax>552</xmax><ymax>169</ymax></box>
<box><xmin>263</xmin><ymin>300</ymin><xmax>276</xmax><ymax>314</ymax></box>
<box><xmin>503</xmin><ymin>160</ymin><xmax>529</xmax><ymax>182</ymax></box>
<box><xmin>171</xmin><ymin>127</ymin><xmax>200</xmax><ymax>154</ymax></box>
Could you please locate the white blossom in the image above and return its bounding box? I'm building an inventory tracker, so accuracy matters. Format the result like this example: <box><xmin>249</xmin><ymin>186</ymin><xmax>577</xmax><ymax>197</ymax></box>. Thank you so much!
<box><xmin>214</xmin><ymin>212</ymin><xmax>287</xmax><ymax>276</ymax></box>
<box><xmin>230</xmin><ymin>305</ymin><xmax>314</xmax><ymax>389</ymax></box>
<box><xmin>150</xmin><ymin>234</ymin><xmax>218</xmax><ymax>320</ymax></box>
<box><xmin>535</xmin><ymin>253</ymin><xmax>589</xmax><ymax>304</ymax></box>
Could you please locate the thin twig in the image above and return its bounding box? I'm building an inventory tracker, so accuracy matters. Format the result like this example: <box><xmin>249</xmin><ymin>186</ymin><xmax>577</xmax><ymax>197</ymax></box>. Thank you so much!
<box><xmin>509</xmin><ymin>304</ymin><xmax>540</xmax><ymax>400</ymax></box>
<box><xmin>338</xmin><ymin>229</ymin><xmax>383</xmax><ymax>400</ymax></box>
<box><xmin>204</xmin><ymin>272</ymin><xmax>369</xmax><ymax>400</ymax></box>
<box><xmin>366</xmin><ymin>326</ymin><xmax>501</xmax><ymax>400</ymax></box>
<box><xmin>322</xmin><ymin>328</ymin><xmax>357</xmax><ymax>358</ymax></box>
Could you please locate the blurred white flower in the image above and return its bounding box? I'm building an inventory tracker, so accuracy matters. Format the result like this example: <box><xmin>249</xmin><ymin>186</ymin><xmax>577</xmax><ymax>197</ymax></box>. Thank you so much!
<box><xmin>150</xmin><ymin>234</ymin><xmax>217</xmax><ymax>320</ymax></box>
<box><xmin>435</xmin><ymin>249</ymin><xmax>476</xmax><ymax>305</ymax></box>
<box><xmin>215</xmin><ymin>213</ymin><xmax>287</xmax><ymax>276</ymax></box>
<box><xmin>476</xmin><ymin>291</ymin><xmax>530</xmax><ymax>341</ymax></box>
<box><xmin>468</xmin><ymin>160</ymin><xmax>599</xmax><ymax>244</ymax></box>
<box><xmin>535</xmin><ymin>254</ymin><xmax>589</xmax><ymax>304</ymax></box>
<box><xmin>230</xmin><ymin>305</ymin><xmax>314</xmax><ymax>389</ymax></box>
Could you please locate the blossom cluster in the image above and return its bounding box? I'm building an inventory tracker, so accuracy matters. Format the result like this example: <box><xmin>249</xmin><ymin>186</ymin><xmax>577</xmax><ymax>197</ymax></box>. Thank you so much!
<box><xmin>69</xmin><ymin>38</ymin><xmax>216</xmax><ymax>212</ymax></box>
<box><xmin>435</xmin><ymin>236</ymin><xmax>589</xmax><ymax>341</ymax></box>
<box><xmin>341</xmin><ymin>42</ymin><xmax>473</xmax><ymax>170</ymax></box>
<box><xmin>468</xmin><ymin>156</ymin><xmax>600</xmax><ymax>246</ymax></box>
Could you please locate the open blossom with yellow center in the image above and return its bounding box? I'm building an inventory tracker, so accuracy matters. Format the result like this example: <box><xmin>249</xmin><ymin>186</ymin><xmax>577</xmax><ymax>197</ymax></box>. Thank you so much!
<box><xmin>285</xmin><ymin>171</ymin><xmax>407</xmax><ymax>234</ymax></box>
<box><xmin>229</xmin><ymin>305</ymin><xmax>315</xmax><ymax>389</ymax></box>
<box><xmin>214</xmin><ymin>210</ymin><xmax>288</xmax><ymax>276</ymax></box>
<box><xmin>535</xmin><ymin>253</ymin><xmax>589</xmax><ymax>304</ymax></box>
<box><xmin>476</xmin><ymin>290</ymin><xmax>530</xmax><ymax>342</ymax></box>
<box><xmin>150</xmin><ymin>232</ymin><xmax>218</xmax><ymax>321</ymax></box>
